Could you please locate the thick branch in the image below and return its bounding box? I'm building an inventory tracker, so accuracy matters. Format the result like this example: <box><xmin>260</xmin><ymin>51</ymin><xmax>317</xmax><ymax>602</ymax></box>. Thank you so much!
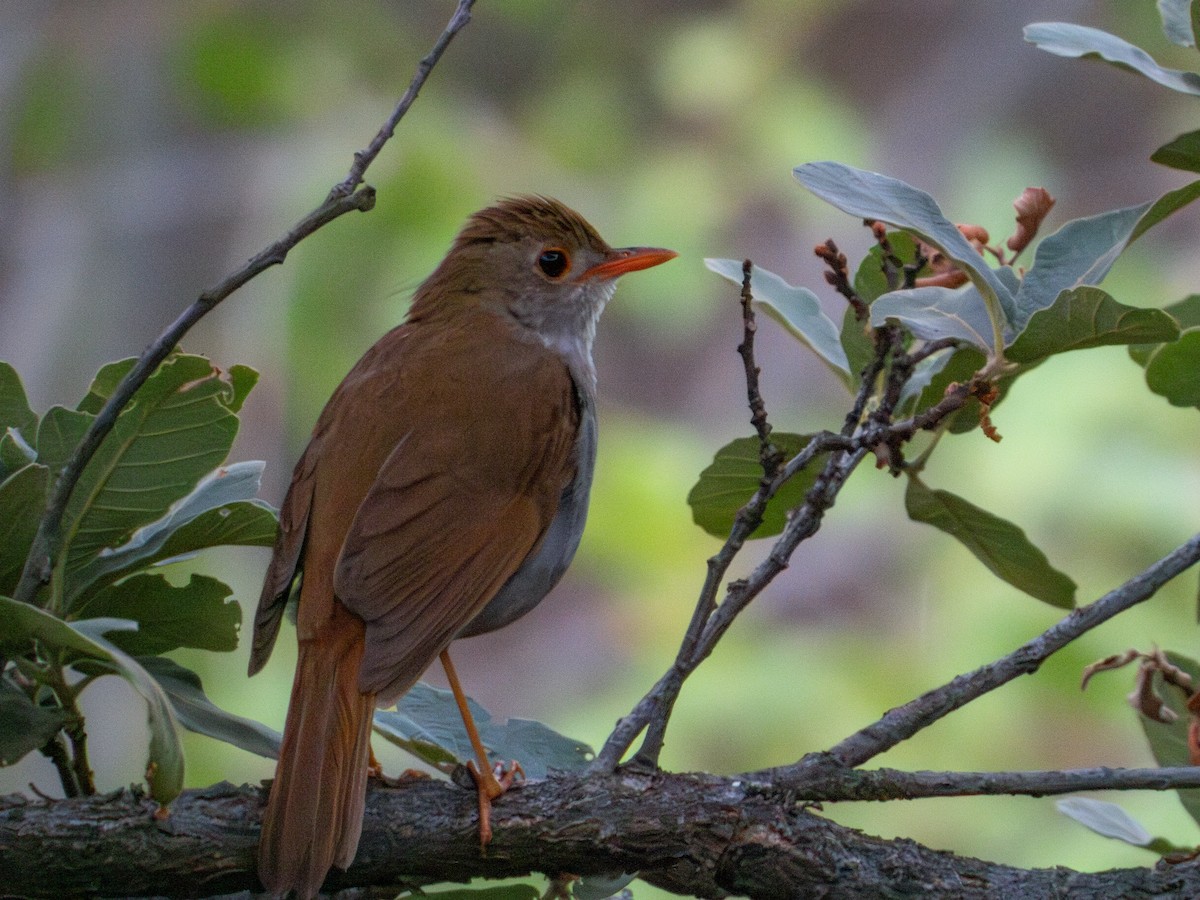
<box><xmin>4</xmin><ymin>774</ymin><xmax>1200</xmax><ymax>899</ymax></box>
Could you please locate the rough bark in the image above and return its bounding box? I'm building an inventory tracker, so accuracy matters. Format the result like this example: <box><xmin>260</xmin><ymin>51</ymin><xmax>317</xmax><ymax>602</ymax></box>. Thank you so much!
<box><xmin>2</xmin><ymin>772</ymin><xmax>1198</xmax><ymax>899</ymax></box>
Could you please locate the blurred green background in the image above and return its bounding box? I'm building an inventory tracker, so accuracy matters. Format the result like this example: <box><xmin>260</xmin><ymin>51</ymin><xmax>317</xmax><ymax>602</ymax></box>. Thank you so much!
<box><xmin>2</xmin><ymin>0</ymin><xmax>1199</xmax><ymax>894</ymax></box>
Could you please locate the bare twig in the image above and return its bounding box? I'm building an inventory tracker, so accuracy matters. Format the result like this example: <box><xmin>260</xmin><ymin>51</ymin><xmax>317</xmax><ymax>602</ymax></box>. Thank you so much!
<box><xmin>815</xmin><ymin>238</ymin><xmax>868</xmax><ymax>320</ymax></box>
<box><xmin>782</xmin><ymin>532</ymin><xmax>1200</xmax><ymax>778</ymax></box>
<box><xmin>12</xmin><ymin>0</ymin><xmax>475</xmax><ymax>610</ymax></box>
<box><xmin>598</xmin><ymin>325</ymin><xmax>902</xmax><ymax>771</ymax></box>
<box><xmin>594</xmin><ymin>314</ymin><xmax>988</xmax><ymax>772</ymax></box>
<box><xmin>330</xmin><ymin>0</ymin><xmax>475</xmax><ymax>202</ymax></box>
<box><xmin>737</xmin><ymin>259</ymin><xmax>780</xmax><ymax>466</ymax></box>
<box><xmin>622</xmin><ymin>260</ymin><xmax>783</xmax><ymax>767</ymax></box>
<box><xmin>748</xmin><ymin>762</ymin><xmax>1200</xmax><ymax>802</ymax></box>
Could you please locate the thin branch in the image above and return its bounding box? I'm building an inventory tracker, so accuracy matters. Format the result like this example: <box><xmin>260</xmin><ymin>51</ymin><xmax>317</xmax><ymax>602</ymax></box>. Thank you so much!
<box><xmin>594</xmin><ymin>320</ymin><xmax>982</xmax><ymax>772</ymax></box>
<box><xmin>786</xmin><ymin>532</ymin><xmax>1200</xmax><ymax>777</ymax></box>
<box><xmin>11</xmin><ymin>0</ymin><xmax>475</xmax><ymax>610</ymax></box>
<box><xmin>598</xmin><ymin>304</ymin><xmax>878</xmax><ymax>770</ymax></box>
<box><xmin>737</xmin><ymin>259</ymin><xmax>780</xmax><ymax>464</ymax></box>
<box><xmin>747</xmin><ymin>764</ymin><xmax>1200</xmax><ymax>802</ymax></box>
<box><xmin>38</xmin><ymin>734</ymin><xmax>79</xmax><ymax>799</ymax></box>
<box><xmin>330</xmin><ymin>0</ymin><xmax>475</xmax><ymax>202</ymax></box>
<box><xmin>612</xmin><ymin>260</ymin><xmax>784</xmax><ymax>769</ymax></box>
<box><xmin>815</xmin><ymin>238</ymin><xmax>868</xmax><ymax>320</ymax></box>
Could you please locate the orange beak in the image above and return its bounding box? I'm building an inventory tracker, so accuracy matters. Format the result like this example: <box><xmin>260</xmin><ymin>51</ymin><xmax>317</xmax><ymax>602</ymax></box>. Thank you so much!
<box><xmin>581</xmin><ymin>247</ymin><xmax>678</xmax><ymax>281</ymax></box>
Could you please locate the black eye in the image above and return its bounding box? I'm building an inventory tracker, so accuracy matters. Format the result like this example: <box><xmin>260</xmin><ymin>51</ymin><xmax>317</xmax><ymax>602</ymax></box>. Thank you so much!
<box><xmin>537</xmin><ymin>248</ymin><xmax>570</xmax><ymax>278</ymax></box>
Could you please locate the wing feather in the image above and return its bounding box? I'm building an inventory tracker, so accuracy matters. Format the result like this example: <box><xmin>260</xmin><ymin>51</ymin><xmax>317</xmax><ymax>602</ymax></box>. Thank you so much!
<box><xmin>332</xmin><ymin>311</ymin><xmax>581</xmax><ymax>703</ymax></box>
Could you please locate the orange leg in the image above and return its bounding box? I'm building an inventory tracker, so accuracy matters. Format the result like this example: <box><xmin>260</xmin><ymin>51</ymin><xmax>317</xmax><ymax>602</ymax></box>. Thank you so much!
<box><xmin>439</xmin><ymin>648</ymin><xmax>523</xmax><ymax>846</ymax></box>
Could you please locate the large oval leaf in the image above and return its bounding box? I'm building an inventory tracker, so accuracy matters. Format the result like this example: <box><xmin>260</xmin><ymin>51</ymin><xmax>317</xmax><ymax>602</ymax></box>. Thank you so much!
<box><xmin>687</xmin><ymin>433</ymin><xmax>829</xmax><ymax>539</ymax></box>
<box><xmin>57</xmin><ymin>354</ymin><xmax>254</xmax><ymax>601</ymax></box>
<box><xmin>68</xmin><ymin>461</ymin><xmax>277</xmax><ymax>607</ymax></box>
<box><xmin>904</xmin><ymin>477</ymin><xmax>1076</xmax><ymax>608</ymax></box>
<box><xmin>1006</xmin><ymin>287</ymin><xmax>1181</xmax><ymax>364</ymax></box>
<box><xmin>705</xmin><ymin>259</ymin><xmax>850</xmax><ymax>382</ymax></box>
<box><xmin>138</xmin><ymin>655</ymin><xmax>280</xmax><ymax>760</ymax></box>
<box><xmin>871</xmin><ymin>285</ymin><xmax>996</xmax><ymax>351</ymax></box>
<box><xmin>73</xmin><ymin>573</ymin><xmax>240</xmax><ymax>656</ymax></box>
<box><xmin>1144</xmin><ymin>328</ymin><xmax>1200</xmax><ymax>407</ymax></box>
<box><xmin>1013</xmin><ymin>182</ymin><xmax>1200</xmax><ymax>330</ymax></box>
<box><xmin>1025</xmin><ymin>22</ymin><xmax>1200</xmax><ymax>95</ymax></box>
<box><xmin>373</xmin><ymin>682</ymin><xmax>592</xmax><ymax>779</ymax></box>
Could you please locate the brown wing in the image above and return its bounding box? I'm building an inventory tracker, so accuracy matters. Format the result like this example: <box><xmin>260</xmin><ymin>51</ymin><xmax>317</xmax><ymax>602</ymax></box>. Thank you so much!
<box><xmin>248</xmin><ymin>438</ymin><xmax>318</xmax><ymax>676</ymax></box>
<box><xmin>332</xmin><ymin>311</ymin><xmax>581</xmax><ymax>704</ymax></box>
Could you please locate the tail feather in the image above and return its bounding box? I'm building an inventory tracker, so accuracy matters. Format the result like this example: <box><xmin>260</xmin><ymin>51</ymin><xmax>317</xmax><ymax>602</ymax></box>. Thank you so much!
<box><xmin>258</xmin><ymin>618</ymin><xmax>375</xmax><ymax>899</ymax></box>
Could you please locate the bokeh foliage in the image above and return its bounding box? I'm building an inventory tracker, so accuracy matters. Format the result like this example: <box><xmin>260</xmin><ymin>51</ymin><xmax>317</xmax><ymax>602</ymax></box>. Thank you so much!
<box><xmin>2</xmin><ymin>2</ymin><xmax>1200</xmax><ymax>896</ymax></box>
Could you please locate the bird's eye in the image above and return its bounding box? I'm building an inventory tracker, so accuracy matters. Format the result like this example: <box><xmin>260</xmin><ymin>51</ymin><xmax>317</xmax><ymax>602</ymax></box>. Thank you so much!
<box><xmin>537</xmin><ymin>248</ymin><xmax>570</xmax><ymax>279</ymax></box>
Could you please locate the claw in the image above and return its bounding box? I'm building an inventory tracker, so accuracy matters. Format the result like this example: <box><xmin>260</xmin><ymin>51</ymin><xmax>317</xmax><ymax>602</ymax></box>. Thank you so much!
<box><xmin>466</xmin><ymin>759</ymin><xmax>525</xmax><ymax>848</ymax></box>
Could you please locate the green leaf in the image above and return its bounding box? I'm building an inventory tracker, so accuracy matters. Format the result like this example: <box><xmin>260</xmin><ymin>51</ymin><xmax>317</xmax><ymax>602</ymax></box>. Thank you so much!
<box><xmin>1006</xmin><ymin>287</ymin><xmax>1181</xmax><ymax>364</ymax></box>
<box><xmin>1056</xmin><ymin>797</ymin><xmax>1153</xmax><ymax>846</ymax></box>
<box><xmin>1158</xmin><ymin>0</ymin><xmax>1197</xmax><ymax>46</ymax></box>
<box><xmin>687</xmin><ymin>433</ymin><xmax>829</xmax><ymax>539</ymax></box>
<box><xmin>1025</xmin><ymin>22</ymin><xmax>1200</xmax><ymax>95</ymax></box>
<box><xmin>0</xmin><ymin>464</ymin><xmax>48</xmax><ymax>597</ymax></box>
<box><xmin>574</xmin><ymin>873</ymin><xmax>638</xmax><ymax>900</ymax></box>
<box><xmin>1131</xmin><ymin>180</ymin><xmax>1200</xmax><ymax>244</ymax></box>
<box><xmin>77</xmin><ymin>358</ymin><xmax>137</xmax><ymax>415</ymax></box>
<box><xmin>1139</xmin><ymin>652</ymin><xmax>1200</xmax><ymax>826</ymax></box>
<box><xmin>373</xmin><ymin>683</ymin><xmax>593</xmax><ymax>779</ymax></box>
<box><xmin>0</xmin><ymin>362</ymin><xmax>38</xmax><ymax>437</ymax></box>
<box><xmin>35</xmin><ymin>405</ymin><xmax>92</xmax><ymax>477</ymax></box>
<box><xmin>1144</xmin><ymin>328</ymin><xmax>1200</xmax><ymax>407</ymax></box>
<box><xmin>908</xmin><ymin>345</ymin><xmax>1022</xmax><ymax>437</ymax></box>
<box><xmin>1129</xmin><ymin>295</ymin><xmax>1200</xmax><ymax>365</ymax></box>
<box><xmin>871</xmin><ymin>285</ymin><xmax>995</xmax><ymax>351</ymax></box>
<box><xmin>68</xmin><ymin>461</ymin><xmax>277</xmax><ymax>606</ymax></box>
<box><xmin>0</xmin><ymin>427</ymin><xmax>38</xmax><ymax>481</ymax></box>
<box><xmin>73</xmin><ymin>573</ymin><xmax>240</xmax><ymax>655</ymax></box>
<box><xmin>1013</xmin><ymin>184</ymin><xmax>1200</xmax><ymax>331</ymax></box>
<box><xmin>704</xmin><ymin>259</ymin><xmax>851</xmax><ymax>381</ymax></box>
<box><xmin>1152</xmin><ymin>129</ymin><xmax>1200</xmax><ymax>173</ymax></box>
<box><xmin>896</xmin><ymin>347</ymin><xmax>957</xmax><ymax>413</ymax></box>
<box><xmin>59</xmin><ymin>353</ymin><xmax>248</xmax><ymax>598</ymax></box>
<box><xmin>794</xmin><ymin>162</ymin><xmax>1016</xmax><ymax>338</ymax></box>
<box><xmin>0</xmin><ymin>675</ymin><xmax>68</xmax><ymax>767</ymax></box>
<box><xmin>0</xmin><ymin>597</ymin><xmax>184</xmax><ymax>802</ymax></box>
<box><xmin>137</xmin><ymin>656</ymin><xmax>280</xmax><ymax>760</ymax></box>
<box><xmin>912</xmin><ymin>346</ymin><xmax>987</xmax><ymax>426</ymax></box>
<box><xmin>852</xmin><ymin>231</ymin><xmax>921</xmax><ymax>303</ymax></box>
<box><xmin>840</xmin><ymin>305</ymin><xmax>876</xmax><ymax>384</ymax></box>
<box><xmin>225</xmin><ymin>365</ymin><xmax>259</xmax><ymax>413</ymax></box>
<box><xmin>904</xmin><ymin>477</ymin><xmax>1076</xmax><ymax>608</ymax></box>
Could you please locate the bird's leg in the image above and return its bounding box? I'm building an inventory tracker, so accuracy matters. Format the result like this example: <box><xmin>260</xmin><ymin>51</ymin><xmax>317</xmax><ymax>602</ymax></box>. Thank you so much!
<box><xmin>439</xmin><ymin>648</ymin><xmax>523</xmax><ymax>846</ymax></box>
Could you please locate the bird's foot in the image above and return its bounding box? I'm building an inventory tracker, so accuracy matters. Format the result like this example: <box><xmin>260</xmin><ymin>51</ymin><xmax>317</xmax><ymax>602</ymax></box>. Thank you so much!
<box><xmin>466</xmin><ymin>759</ymin><xmax>524</xmax><ymax>848</ymax></box>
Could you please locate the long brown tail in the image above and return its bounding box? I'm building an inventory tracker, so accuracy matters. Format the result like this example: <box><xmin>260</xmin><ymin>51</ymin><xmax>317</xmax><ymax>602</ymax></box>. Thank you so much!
<box><xmin>257</xmin><ymin>612</ymin><xmax>375</xmax><ymax>899</ymax></box>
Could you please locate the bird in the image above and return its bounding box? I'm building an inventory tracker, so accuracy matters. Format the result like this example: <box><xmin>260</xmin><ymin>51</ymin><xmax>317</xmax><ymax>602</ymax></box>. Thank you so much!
<box><xmin>247</xmin><ymin>195</ymin><xmax>676</xmax><ymax>899</ymax></box>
